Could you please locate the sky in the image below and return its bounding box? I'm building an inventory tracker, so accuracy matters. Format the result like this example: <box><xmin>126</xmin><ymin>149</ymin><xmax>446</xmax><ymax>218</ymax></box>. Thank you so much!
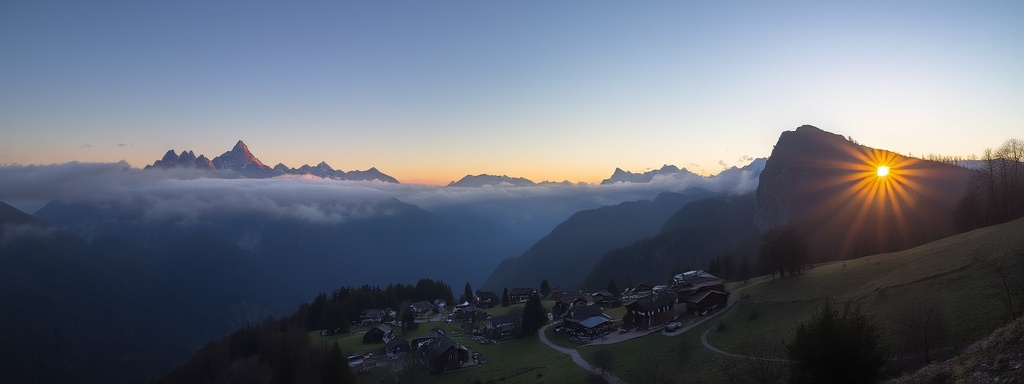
<box><xmin>1</xmin><ymin>1</ymin><xmax>1022</xmax><ymax>185</ymax></box>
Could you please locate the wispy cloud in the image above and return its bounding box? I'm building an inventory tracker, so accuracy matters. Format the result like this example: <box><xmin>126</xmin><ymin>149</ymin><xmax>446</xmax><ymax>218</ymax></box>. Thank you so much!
<box><xmin>80</xmin><ymin>144</ymin><xmax>92</xmax><ymax>148</ymax></box>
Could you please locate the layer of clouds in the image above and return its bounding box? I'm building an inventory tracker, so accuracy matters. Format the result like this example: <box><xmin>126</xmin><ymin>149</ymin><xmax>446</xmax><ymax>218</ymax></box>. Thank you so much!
<box><xmin>1</xmin><ymin>223</ymin><xmax>56</xmax><ymax>244</ymax></box>
<box><xmin>0</xmin><ymin>161</ymin><xmax>765</xmax><ymax>225</ymax></box>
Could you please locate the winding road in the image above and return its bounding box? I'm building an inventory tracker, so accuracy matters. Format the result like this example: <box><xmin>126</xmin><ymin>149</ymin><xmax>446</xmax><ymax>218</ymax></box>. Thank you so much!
<box><xmin>537</xmin><ymin>323</ymin><xmax>626</xmax><ymax>384</ymax></box>
<box><xmin>535</xmin><ymin>277</ymin><xmax>779</xmax><ymax>383</ymax></box>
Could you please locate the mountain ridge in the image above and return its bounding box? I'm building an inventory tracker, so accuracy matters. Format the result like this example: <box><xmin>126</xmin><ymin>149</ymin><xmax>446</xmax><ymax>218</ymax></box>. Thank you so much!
<box><xmin>754</xmin><ymin>125</ymin><xmax>970</xmax><ymax>260</ymax></box>
<box><xmin>144</xmin><ymin>140</ymin><xmax>400</xmax><ymax>183</ymax></box>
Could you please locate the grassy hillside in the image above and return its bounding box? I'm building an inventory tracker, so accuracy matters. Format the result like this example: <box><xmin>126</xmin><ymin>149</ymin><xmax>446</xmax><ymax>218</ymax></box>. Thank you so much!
<box><xmin>578</xmin><ymin>217</ymin><xmax>1024</xmax><ymax>382</ymax></box>
<box><xmin>708</xmin><ymin>216</ymin><xmax>1024</xmax><ymax>358</ymax></box>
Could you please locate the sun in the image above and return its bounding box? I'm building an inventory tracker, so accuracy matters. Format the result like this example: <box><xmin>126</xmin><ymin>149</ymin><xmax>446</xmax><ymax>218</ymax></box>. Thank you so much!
<box><xmin>877</xmin><ymin>165</ymin><xmax>890</xmax><ymax>177</ymax></box>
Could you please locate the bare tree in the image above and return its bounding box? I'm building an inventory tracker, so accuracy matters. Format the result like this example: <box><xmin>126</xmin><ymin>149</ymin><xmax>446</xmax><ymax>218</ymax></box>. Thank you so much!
<box><xmin>974</xmin><ymin>248</ymin><xmax>1024</xmax><ymax>320</ymax></box>
<box><xmin>896</xmin><ymin>300</ymin><xmax>953</xmax><ymax>364</ymax></box>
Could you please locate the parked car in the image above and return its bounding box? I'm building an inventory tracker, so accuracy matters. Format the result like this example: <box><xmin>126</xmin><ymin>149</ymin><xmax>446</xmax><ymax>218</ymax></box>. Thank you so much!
<box><xmin>346</xmin><ymin>355</ymin><xmax>363</xmax><ymax>367</ymax></box>
<box><xmin>666</xmin><ymin>322</ymin><xmax>682</xmax><ymax>332</ymax></box>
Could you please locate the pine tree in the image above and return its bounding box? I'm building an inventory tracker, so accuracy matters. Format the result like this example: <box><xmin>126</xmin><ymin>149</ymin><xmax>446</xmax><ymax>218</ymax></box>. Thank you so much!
<box><xmin>521</xmin><ymin>294</ymin><xmax>548</xmax><ymax>336</ymax></box>
<box><xmin>321</xmin><ymin>342</ymin><xmax>355</xmax><ymax>384</ymax></box>
<box><xmin>540</xmin><ymin>279</ymin><xmax>551</xmax><ymax>297</ymax></box>
<box><xmin>463</xmin><ymin>282</ymin><xmax>473</xmax><ymax>304</ymax></box>
<box><xmin>501</xmin><ymin>287</ymin><xmax>510</xmax><ymax>307</ymax></box>
<box><xmin>401</xmin><ymin>308</ymin><xmax>418</xmax><ymax>334</ymax></box>
<box><xmin>607</xmin><ymin>279</ymin><xmax>620</xmax><ymax>296</ymax></box>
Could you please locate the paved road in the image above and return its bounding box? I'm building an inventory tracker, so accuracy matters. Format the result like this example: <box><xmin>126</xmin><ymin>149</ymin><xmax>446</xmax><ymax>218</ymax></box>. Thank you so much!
<box><xmin>537</xmin><ymin>324</ymin><xmax>626</xmax><ymax>384</ymax></box>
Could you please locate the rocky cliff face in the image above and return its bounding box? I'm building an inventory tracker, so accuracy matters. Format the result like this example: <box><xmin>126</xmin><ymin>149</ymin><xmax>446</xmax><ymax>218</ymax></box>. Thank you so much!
<box><xmin>754</xmin><ymin>125</ymin><xmax>970</xmax><ymax>260</ymax></box>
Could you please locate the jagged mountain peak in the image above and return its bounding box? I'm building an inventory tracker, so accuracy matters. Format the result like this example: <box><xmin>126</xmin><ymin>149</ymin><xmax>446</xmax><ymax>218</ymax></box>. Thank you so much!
<box><xmin>143</xmin><ymin>141</ymin><xmax>397</xmax><ymax>182</ymax></box>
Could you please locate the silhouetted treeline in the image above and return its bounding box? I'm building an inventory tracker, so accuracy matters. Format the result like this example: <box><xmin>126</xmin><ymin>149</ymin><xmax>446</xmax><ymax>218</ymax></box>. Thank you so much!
<box><xmin>757</xmin><ymin>225</ymin><xmax>810</xmax><ymax>278</ymax></box>
<box><xmin>159</xmin><ymin>278</ymin><xmax>455</xmax><ymax>384</ymax></box>
<box><xmin>956</xmin><ymin>138</ymin><xmax>1024</xmax><ymax>231</ymax></box>
<box><xmin>307</xmin><ymin>279</ymin><xmax>453</xmax><ymax>332</ymax></box>
<box><xmin>157</xmin><ymin>313</ymin><xmax>355</xmax><ymax>384</ymax></box>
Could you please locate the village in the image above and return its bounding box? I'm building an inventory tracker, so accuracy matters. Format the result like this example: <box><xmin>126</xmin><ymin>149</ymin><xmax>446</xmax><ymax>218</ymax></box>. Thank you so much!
<box><xmin>313</xmin><ymin>270</ymin><xmax>731</xmax><ymax>380</ymax></box>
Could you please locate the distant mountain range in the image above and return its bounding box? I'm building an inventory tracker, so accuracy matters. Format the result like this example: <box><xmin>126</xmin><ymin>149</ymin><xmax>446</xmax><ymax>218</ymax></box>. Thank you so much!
<box><xmin>601</xmin><ymin>164</ymin><xmax>697</xmax><ymax>184</ymax></box>
<box><xmin>449</xmin><ymin>174</ymin><xmax>537</xmax><ymax>187</ymax></box>
<box><xmin>146</xmin><ymin>140</ymin><xmax>399</xmax><ymax>183</ymax></box>
<box><xmin>600</xmin><ymin>159</ymin><xmax>767</xmax><ymax>185</ymax></box>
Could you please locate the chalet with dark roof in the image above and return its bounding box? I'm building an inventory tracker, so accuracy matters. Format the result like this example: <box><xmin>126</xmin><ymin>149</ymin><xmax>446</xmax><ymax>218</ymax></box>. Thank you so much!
<box><xmin>562</xmin><ymin>305</ymin><xmax>615</xmax><ymax>337</ymax></box>
<box><xmin>551</xmin><ymin>292</ymin><xmax>593</xmax><ymax>319</ymax></box>
<box><xmin>420</xmin><ymin>335</ymin><xmax>470</xmax><ymax>373</ymax></box>
<box><xmin>410</xmin><ymin>301</ymin><xmax>434</xmax><ymax>315</ymax></box>
<box><xmin>475</xmin><ymin>290</ymin><xmax>498</xmax><ymax>308</ymax></box>
<box><xmin>684</xmin><ymin>289</ymin><xmax>730</xmax><ymax>315</ymax></box>
<box><xmin>508</xmin><ymin>287</ymin><xmax>535</xmax><ymax>304</ymax></box>
<box><xmin>361</xmin><ymin>309</ymin><xmax>384</xmax><ymax>324</ymax></box>
<box><xmin>623</xmin><ymin>291</ymin><xmax>678</xmax><ymax>329</ymax></box>
<box><xmin>671</xmin><ymin>270</ymin><xmax>726</xmax><ymax>299</ymax></box>
<box><xmin>590</xmin><ymin>290</ymin><xmax>620</xmax><ymax>307</ymax></box>
<box><xmin>450</xmin><ymin>305</ymin><xmax>486</xmax><ymax>323</ymax></box>
<box><xmin>484</xmin><ymin>314</ymin><xmax>521</xmax><ymax>341</ymax></box>
<box><xmin>363</xmin><ymin>324</ymin><xmax>394</xmax><ymax>344</ymax></box>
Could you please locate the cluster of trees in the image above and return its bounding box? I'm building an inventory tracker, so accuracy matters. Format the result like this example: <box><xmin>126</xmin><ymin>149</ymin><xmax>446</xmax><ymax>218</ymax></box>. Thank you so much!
<box><xmin>307</xmin><ymin>279</ymin><xmax>453</xmax><ymax>334</ymax></box>
<box><xmin>757</xmin><ymin>225</ymin><xmax>810</xmax><ymax>279</ymax></box>
<box><xmin>706</xmin><ymin>253</ymin><xmax>756</xmax><ymax>282</ymax></box>
<box><xmin>956</xmin><ymin>138</ymin><xmax>1024</xmax><ymax>232</ymax></box>
<box><xmin>159</xmin><ymin>314</ymin><xmax>355</xmax><ymax>384</ymax></box>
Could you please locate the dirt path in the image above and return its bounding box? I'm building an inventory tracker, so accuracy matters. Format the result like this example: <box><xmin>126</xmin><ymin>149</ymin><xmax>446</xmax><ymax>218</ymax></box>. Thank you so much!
<box><xmin>696</xmin><ymin>278</ymin><xmax>792</xmax><ymax>362</ymax></box>
<box><xmin>538</xmin><ymin>324</ymin><xmax>626</xmax><ymax>384</ymax></box>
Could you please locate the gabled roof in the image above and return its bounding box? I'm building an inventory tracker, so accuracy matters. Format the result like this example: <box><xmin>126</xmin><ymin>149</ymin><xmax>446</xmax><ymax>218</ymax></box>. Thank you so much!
<box><xmin>557</xmin><ymin>292</ymin><xmax>593</xmax><ymax>305</ymax></box>
<box><xmin>625</xmin><ymin>291</ymin><xmax>678</xmax><ymax>311</ymax></box>
<box><xmin>373</xmin><ymin>324</ymin><xmax>393</xmax><ymax>333</ymax></box>
<box><xmin>476</xmin><ymin>291</ymin><xmax>499</xmax><ymax>301</ymax></box>
<box><xmin>424</xmin><ymin>335</ymin><xmax>467</xmax><ymax>362</ymax></box>
<box><xmin>672</xmin><ymin>270</ymin><xmax>724</xmax><ymax>287</ymax></box>
<box><xmin>566</xmin><ymin>305</ymin><xmax>605</xmax><ymax>321</ymax></box>
<box><xmin>685</xmin><ymin>290</ymin><xmax>728</xmax><ymax>304</ymax></box>
<box><xmin>411</xmin><ymin>301</ymin><xmax>433</xmax><ymax>310</ymax></box>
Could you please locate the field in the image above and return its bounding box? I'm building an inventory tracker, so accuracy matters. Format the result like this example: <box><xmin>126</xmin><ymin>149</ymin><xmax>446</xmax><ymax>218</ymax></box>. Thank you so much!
<box><xmin>706</xmin><ymin>217</ymin><xmax>1024</xmax><ymax>360</ymax></box>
